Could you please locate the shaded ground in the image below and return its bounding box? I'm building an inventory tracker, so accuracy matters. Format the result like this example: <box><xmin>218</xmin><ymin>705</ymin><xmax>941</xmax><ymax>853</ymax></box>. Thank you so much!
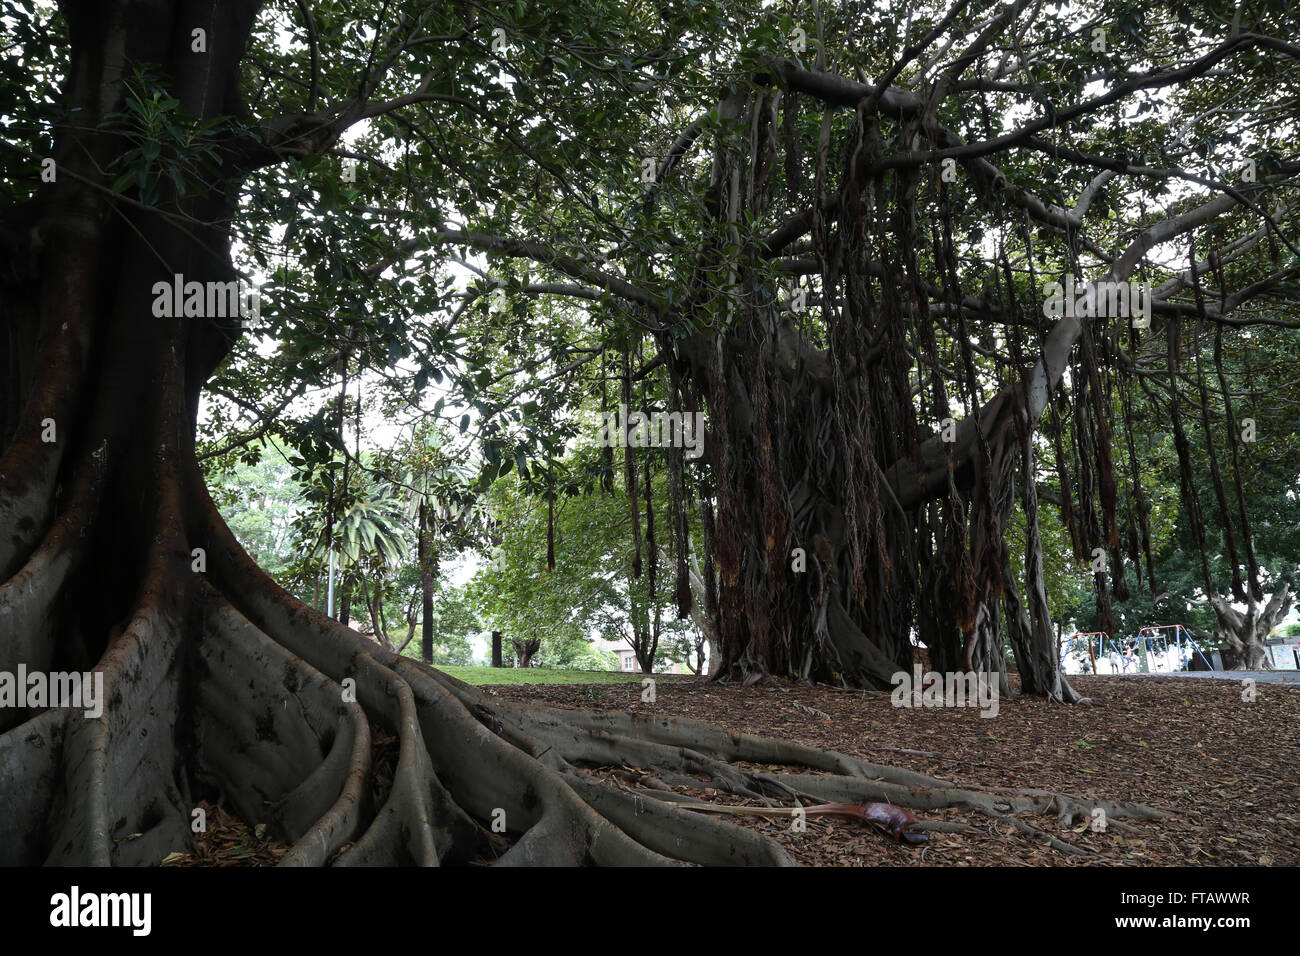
<box><xmin>484</xmin><ymin>673</ymin><xmax>1300</xmax><ymax>866</ymax></box>
<box><xmin>1155</xmin><ymin>670</ymin><xmax>1300</xmax><ymax>685</ymax></box>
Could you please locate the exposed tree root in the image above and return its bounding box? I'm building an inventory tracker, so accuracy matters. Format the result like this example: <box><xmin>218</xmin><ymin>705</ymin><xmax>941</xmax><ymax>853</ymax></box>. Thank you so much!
<box><xmin>986</xmin><ymin>812</ymin><xmax>1090</xmax><ymax>856</ymax></box>
<box><xmin>0</xmin><ymin>442</ymin><xmax>107</xmax><ymax>733</ymax></box>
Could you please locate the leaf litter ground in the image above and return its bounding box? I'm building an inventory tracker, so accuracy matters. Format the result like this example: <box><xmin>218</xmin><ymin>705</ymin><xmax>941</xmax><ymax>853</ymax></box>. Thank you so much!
<box><xmin>157</xmin><ymin>673</ymin><xmax>1298</xmax><ymax>866</ymax></box>
<box><xmin>488</xmin><ymin>673</ymin><xmax>1299</xmax><ymax>867</ymax></box>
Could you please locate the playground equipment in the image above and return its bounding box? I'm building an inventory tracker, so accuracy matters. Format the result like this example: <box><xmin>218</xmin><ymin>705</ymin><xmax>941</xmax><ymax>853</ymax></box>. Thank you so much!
<box><xmin>1059</xmin><ymin>631</ymin><xmax>1120</xmax><ymax>674</ymax></box>
<box><xmin>1059</xmin><ymin>625</ymin><xmax>1216</xmax><ymax>674</ymax></box>
<box><xmin>1134</xmin><ymin>624</ymin><xmax>1215</xmax><ymax>672</ymax></box>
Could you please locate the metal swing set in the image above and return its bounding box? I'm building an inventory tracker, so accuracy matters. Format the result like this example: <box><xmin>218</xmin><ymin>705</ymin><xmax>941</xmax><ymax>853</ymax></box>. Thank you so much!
<box><xmin>1059</xmin><ymin>624</ymin><xmax>1216</xmax><ymax>674</ymax></box>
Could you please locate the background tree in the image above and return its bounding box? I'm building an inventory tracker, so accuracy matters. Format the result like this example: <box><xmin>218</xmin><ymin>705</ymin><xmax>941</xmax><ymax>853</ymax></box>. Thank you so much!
<box><xmin>383</xmin><ymin>421</ymin><xmax>481</xmax><ymax>663</ymax></box>
<box><xmin>290</xmin><ymin>461</ymin><xmax>409</xmax><ymax>625</ymax></box>
<box><xmin>1068</xmin><ymin>328</ymin><xmax>1300</xmax><ymax>666</ymax></box>
<box><xmin>205</xmin><ymin>452</ymin><xmax>301</xmax><ymax>587</ymax></box>
<box><xmin>469</xmin><ymin>444</ymin><xmax>708</xmax><ymax>673</ymax></box>
<box><xmin>394</xmin><ymin>579</ymin><xmax>481</xmax><ymax>666</ymax></box>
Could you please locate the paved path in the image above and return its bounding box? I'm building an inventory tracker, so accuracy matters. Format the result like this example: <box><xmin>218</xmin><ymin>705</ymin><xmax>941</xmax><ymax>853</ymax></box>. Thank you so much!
<box><xmin>1120</xmin><ymin>670</ymin><xmax>1300</xmax><ymax>685</ymax></box>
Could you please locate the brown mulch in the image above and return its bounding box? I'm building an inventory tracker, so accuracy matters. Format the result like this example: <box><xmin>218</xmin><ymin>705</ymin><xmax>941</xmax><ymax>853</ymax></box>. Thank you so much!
<box><xmin>485</xmin><ymin>674</ymin><xmax>1300</xmax><ymax>866</ymax></box>
<box><xmin>158</xmin><ymin>801</ymin><xmax>290</xmax><ymax>867</ymax></box>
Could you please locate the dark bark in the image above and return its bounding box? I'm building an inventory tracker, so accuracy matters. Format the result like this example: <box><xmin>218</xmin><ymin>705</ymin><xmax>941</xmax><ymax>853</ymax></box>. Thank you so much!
<box><xmin>511</xmin><ymin>637</ymin><xmax>540</xmax><ymax>669</ymax></box>
<box><xmin>632</xmin><ymin>628</ymin><xmax>656</xmax><ymax>674</ymax></box>
<box><xmin>418</xmin><ymin>504</ymin><xmax>436</xmax><ymax>665</ymax></box>
<box><xmin>339</xmin><ymin>582</ymin><xmax>352</xmax><ymax>627</ymax></box>
<box><xmin>673</xmin><ymin>92</ymin><xmax>1024</xmax><ymax>693</ymax></box>
<box><xmin>665</xmin><ymin>72</ymin><xmax>1254</xmax><ymax>700</ymax></box>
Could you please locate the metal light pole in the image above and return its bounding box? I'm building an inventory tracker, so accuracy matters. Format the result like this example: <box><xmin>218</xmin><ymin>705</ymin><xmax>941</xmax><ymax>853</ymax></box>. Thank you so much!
<box><xmin>326</xmin><ymin>549</ymin><xmax>336</xmax><ymax>617</ymax></box>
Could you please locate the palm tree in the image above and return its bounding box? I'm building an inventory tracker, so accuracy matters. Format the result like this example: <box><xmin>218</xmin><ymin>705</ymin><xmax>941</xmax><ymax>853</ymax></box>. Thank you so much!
<box><xmin>333</xmin><ymin>485</ymin><xmax>409</xmax><ymax>570</ymax></box>
<box><xmin>293</xmin><ymin>462</ymin><xmax>411</xmax><ymax>627</ymax></box>
<box><xmin>399</xmin><ymin>424</ymin><xmax>481</xmax><ymax>663</ymax></box>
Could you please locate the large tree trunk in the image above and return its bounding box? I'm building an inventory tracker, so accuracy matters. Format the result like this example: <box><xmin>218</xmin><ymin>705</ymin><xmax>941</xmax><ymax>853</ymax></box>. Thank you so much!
<box><xmin>1195</xmin><ymin>585</ymin><xmax>1293</xmax><ymax>671</ymax></box>
<box><xmin>511</xmin><ymin>637</ymin><xmax>540</xmax><ymax>669</ymax></box>
<box><xmin>338</xmin><ymin>580</ymin><xmax>352</xmax><ymax>627</ymax></box>
<box><xmin>420</xmin><ymin>570</ymin><xmax>435</xmax><ymax>662</ymax></box>
<box><xmin>664</xmin><ymin>74</ymin><xmax>1179</xmax><ymax>701</ymax></box>
<box><xmin>418</xmin><ymin>503</ymin><xmax>436</xmax><ymax>664</ymax></box>
<box><xmin>633</xmin><ymin>630</ymin><xmax>655</xmax><ymax>674</ymax></box>
<box><xmin>673</xmin><ymin>92</ymin><xmax>1030</xmax><ymax>694</ymax></box>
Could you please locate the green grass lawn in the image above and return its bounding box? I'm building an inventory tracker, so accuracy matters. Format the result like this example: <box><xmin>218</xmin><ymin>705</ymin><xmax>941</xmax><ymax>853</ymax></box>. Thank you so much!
<box><xmin>436</xmin><ymin>666</ymin><xmax>696</xmax><ymax>686</ymax></box>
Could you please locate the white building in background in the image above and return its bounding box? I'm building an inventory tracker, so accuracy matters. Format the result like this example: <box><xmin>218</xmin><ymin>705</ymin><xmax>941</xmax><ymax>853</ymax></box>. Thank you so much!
<box><xmin>1265</xmin><ymin>633</ymin><xmax>1300</xmax><ymax>670</ymax></box>
<box><xmin>594</xmin><ymin>637</ymin><xmax>698</xmax><ymax>675</ymax></box>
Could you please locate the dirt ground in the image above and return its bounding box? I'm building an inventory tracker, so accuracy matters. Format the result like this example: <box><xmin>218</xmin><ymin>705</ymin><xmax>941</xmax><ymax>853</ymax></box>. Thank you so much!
<box><xmin>484</xmin><ymin>673</ymin><xmax>1300</xmax><ymax>866</ymax></box>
